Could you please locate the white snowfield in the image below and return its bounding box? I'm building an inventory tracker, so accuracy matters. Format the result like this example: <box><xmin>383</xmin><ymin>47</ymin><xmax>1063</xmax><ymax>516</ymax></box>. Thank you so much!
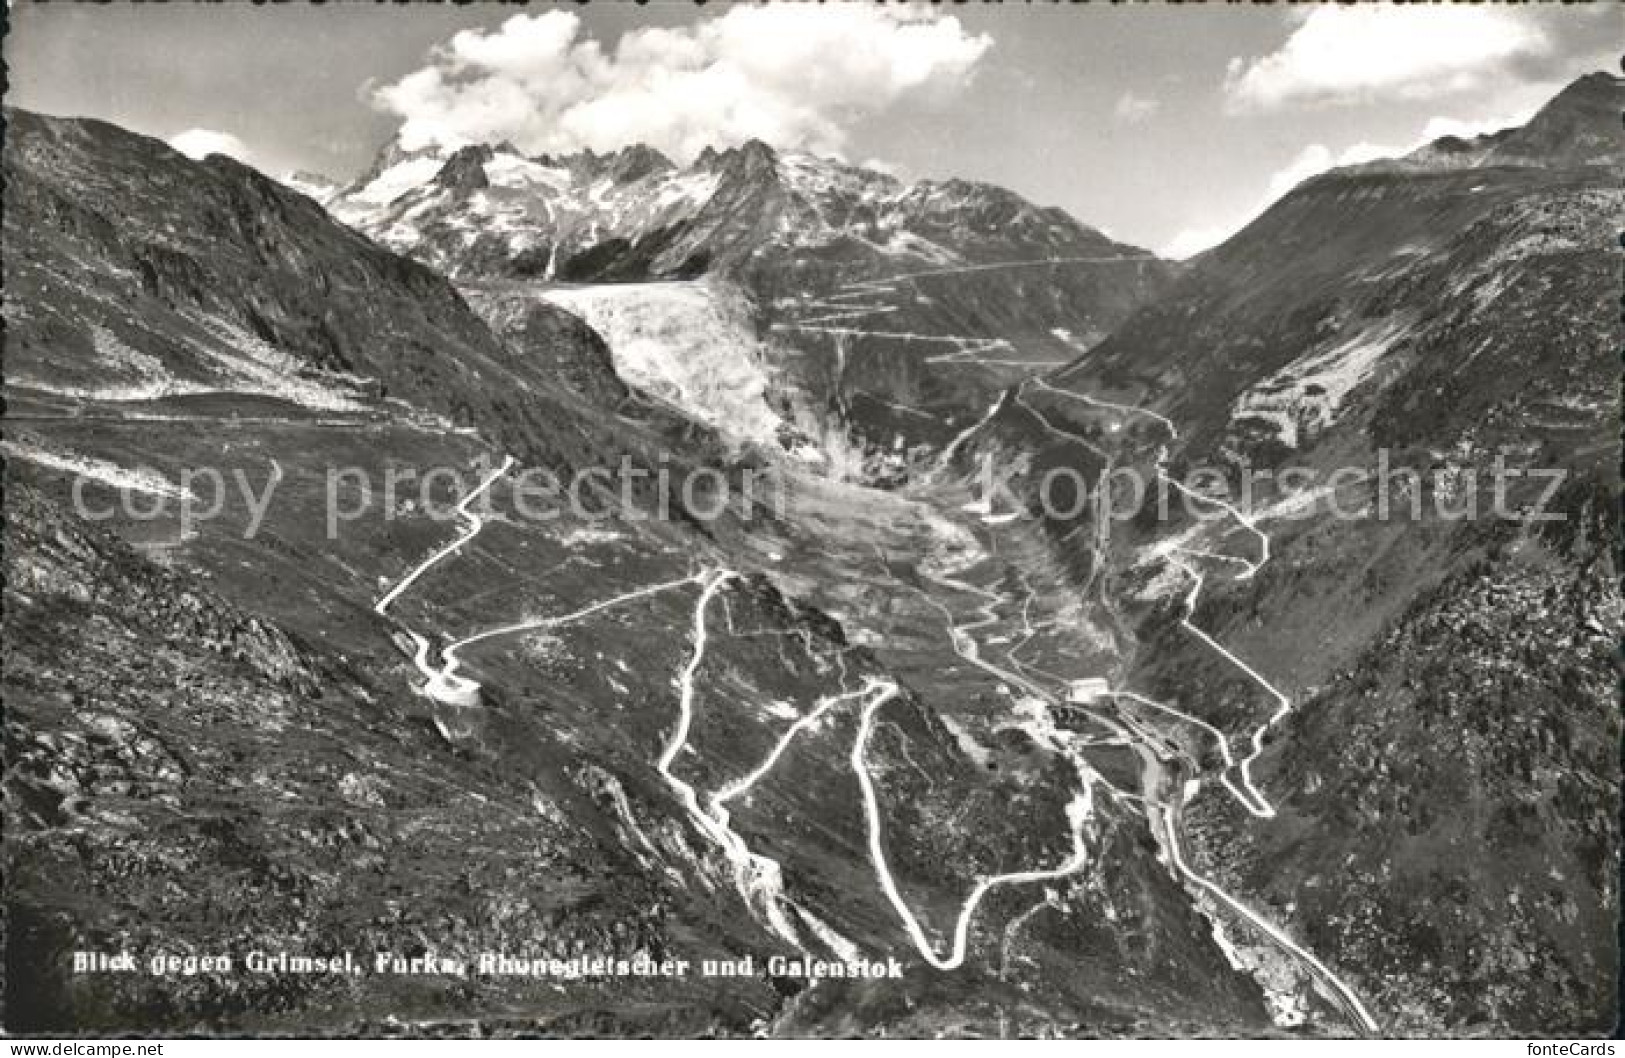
<box><xmin>341</xmin><ymin>155</ymin><xmax>445</xmax><ymax>210</ymax></box>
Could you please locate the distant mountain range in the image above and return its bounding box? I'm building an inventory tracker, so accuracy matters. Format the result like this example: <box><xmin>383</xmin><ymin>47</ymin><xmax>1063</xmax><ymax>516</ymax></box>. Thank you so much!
<box><xmin>324</xmin><ymin>136</ymin><xmax>1151</xmax><ymax>284</ymax></box>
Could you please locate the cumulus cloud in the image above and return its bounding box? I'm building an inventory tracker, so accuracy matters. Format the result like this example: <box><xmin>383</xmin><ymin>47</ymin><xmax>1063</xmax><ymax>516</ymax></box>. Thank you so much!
<box><xmin>1112</xmin><ymin>91</ymin><xmax>1160</xmax><ymax>125</ymax></box>
<box><xmin>1413</xmin><ymin>111</ymin><xmax>1533</xmax><ymax>145</ymax></box>
<box><xmin>169</xmin><ymin>128</ymin><xmax>252</xmax><ymax>163</ymax></box>
<box><xmin>1160</xmin><ymin>225</ymin><xmax>1233</xmax><ymax>261</ymax></box>
<box><xmin>1162</xmin><ymin>100</ymin><xmax>1538</xmax><ymax>260</ymax></box>
<box><xmin>1262</xmin><ymin>142</ymin><xmax>1387</xmax><ymax>201</ymax></box>
<box><xmin>1224</xmin><ymin>6</ymin><xmax>1552</xmax><ymax>113</ymax></box>
<box><xmin>372</xmin><ymin>8</ymin><xmax>992</xmax><ymax>161</ymax></box>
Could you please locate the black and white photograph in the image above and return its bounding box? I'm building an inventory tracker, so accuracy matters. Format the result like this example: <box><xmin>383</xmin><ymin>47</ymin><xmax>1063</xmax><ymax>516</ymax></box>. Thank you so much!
<box><xmin>1</xmin><ymin>0</ymin><xmax>1620</xmax><ymax>1043</ymax></box>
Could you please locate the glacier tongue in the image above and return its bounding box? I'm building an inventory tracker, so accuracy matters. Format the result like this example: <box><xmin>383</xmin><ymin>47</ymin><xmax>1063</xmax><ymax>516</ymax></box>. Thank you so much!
<box><xmin>542</xmin><ymin>281</ymin><xmax>795</xmax><ymax>453</ymax></box>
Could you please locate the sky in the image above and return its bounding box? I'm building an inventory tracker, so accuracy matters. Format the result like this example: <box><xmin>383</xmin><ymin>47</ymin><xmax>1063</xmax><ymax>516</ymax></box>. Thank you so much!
<box><xmin>7</xmin><ymin>2</ymin><xmax>1618</xmax><ymax>257</ymax></box>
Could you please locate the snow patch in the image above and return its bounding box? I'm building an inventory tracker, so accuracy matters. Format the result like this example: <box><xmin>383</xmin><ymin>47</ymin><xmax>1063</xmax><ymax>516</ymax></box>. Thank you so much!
<box><xmin>939</xmin><ymin>714</ymin><xmax>992</xmax><ymax>769</ymax></box>
<box><xmin>484</xmin><ymin>154</ymin><xmax>571</xmax><ymax>191</ymax></box>
<box><xmin>1231</xmin><ymin>319</ymin><xmax>1411</xmax><ymax>448</ymax></box>
<box><xmin>763</xmin><ymin>699</ymin><xmax>801</xmax><ymax>722</ymax></box>
<box><xmin>557</xmin><ymin>527</ymin><xmax>626</xmax><ymax>549</ymax></box>
<box><xmin>347</xmin><ymin>156</ymin><xmax>445</xmax><ymax>208</ymax></box>
<box><xmin>796</xmin><ymin>908</ymin><xmax>863</xmax><ymax>963</ymax></box>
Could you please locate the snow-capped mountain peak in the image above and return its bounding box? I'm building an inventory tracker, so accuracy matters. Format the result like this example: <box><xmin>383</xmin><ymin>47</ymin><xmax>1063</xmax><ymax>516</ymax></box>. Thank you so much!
<box><xmin>277</xmin><ymin>168</ymin><xmax>342</xmax><ymax>205</ymax></box>
<box><xmin>326</xmin><ymin>134</ymin><xmax>1145</xmax><ymax>283</ymax></box>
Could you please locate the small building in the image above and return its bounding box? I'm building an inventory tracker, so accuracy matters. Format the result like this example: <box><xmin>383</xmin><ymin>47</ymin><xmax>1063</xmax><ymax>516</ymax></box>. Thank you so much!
<box><xmin>1066</xmin><ymin>678</ymin><xmax>1109</xmax><ymax>704</ymax></box>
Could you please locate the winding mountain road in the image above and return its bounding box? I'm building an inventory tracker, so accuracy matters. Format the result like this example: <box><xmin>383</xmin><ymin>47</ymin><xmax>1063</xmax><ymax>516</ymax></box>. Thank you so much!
<box><xmin>360</xmin><ymin>360</ymin><xmax>1377</xmax><ymax>1033</ymax></box>
<box><xmin>1014</xmin><ymin>376</ymin><xmax>1379</xmax><ymax>1032</ymax></box>
<box><xmin>853</xmin><ymin>687</ymin><xmax>1095</xmax><ymax>971</ymax></box>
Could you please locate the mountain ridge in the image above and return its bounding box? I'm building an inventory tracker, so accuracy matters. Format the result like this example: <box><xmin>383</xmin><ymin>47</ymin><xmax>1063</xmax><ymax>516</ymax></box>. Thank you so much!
<box><xmin>327</xmin><ymin>132</ymin><xmax>1156</xmax><ymax>284</ymax></box>
<box><xmin>966</xmin><ymin>70</ymin><xmax>1623</xmax><ymax>1034</ymax></box>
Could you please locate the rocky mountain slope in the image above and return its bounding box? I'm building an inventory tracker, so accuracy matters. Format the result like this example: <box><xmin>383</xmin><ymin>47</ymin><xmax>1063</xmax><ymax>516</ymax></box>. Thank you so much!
<box><xmin>5</xmin><ymin>109</ymin><xmax>608</xmax><ymax>467</ymax></box>
<box><xmin>3</xmin><ymin>107</ymin><xmax>784</xmax><ymax>529</ymax></box>
<box><xmin>957</xmin><ymin>71</ymin><xmax>1622</xmax><ymax>1034</ymax></box>
<box><xmin>4</xmin><ymin>109</ymin><xmax>1265</xmax><ymax>1036</ymax></box>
